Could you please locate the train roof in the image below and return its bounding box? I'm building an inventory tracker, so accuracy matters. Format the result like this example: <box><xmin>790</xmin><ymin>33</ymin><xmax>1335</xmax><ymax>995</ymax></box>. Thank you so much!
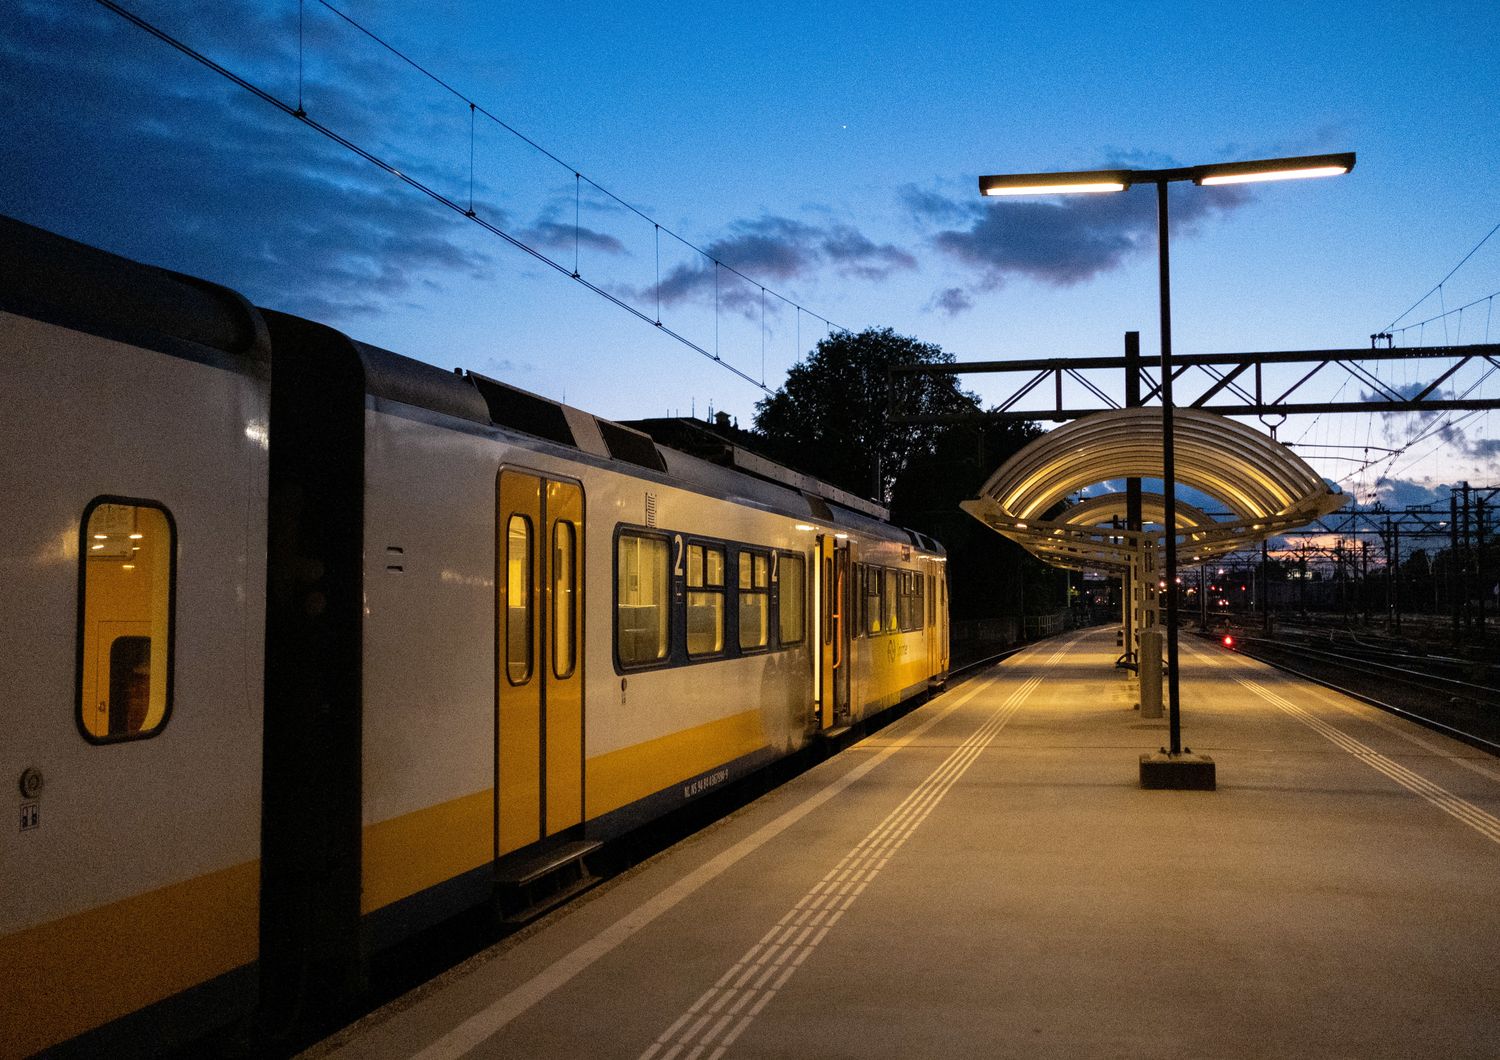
<box><xmin>351</xmin><ymin>344</ymin><xmax>938</xmax><ymax>551</ymax></box>
<box><xmin>0</xmin><ymin>212</ymin><xmax>941</xmax><ymax>554</ymax></box>
<box><xmin>0</xmin><ymin>214</ymin><xmax>270</xmax><ymax>368</ymax></box>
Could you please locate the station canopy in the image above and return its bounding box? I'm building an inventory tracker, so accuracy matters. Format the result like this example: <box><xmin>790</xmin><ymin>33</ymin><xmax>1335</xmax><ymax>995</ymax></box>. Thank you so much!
<box><xmin>960</xmin><ymin>407</ymin><xmax>1346</xmax><ymax>573</ymax></box>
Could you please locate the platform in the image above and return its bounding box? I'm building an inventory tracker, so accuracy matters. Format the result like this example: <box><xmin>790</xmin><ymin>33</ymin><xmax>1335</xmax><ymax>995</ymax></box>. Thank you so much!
<box><xmin>312</xmin><ymin>628</ymin><xmax>1500</xmax><ymax>1060</ymax></box>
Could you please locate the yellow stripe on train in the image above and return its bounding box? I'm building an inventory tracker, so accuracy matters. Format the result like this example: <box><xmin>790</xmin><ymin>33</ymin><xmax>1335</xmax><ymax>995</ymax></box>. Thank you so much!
<box><xmin>359</xmin><ymin>709</ymin><xmax>768</xmax><ymax>916</ymax></box>
<box><xmin>0</xmin><ymin>860</ymin><xmax>258</xmax><ymax>1060</ymax></box>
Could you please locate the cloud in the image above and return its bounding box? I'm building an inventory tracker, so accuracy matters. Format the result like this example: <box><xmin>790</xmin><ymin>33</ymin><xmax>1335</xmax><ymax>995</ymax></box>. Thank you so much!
<box><xmin>926</xmin><ymin>287</ymin><xmax>973</xmax><ymax>316</ymax></box>
<box><xmin>1438</xmin><ymin>422</ymin><xmax>1500</xmax><ymax>460</ymax></box>
<box><xmin>518</xmin><ymin>219</ymin><xmax>627</xmax><ymax>256</ymax></box>
<box><xmin>900</xmin><ymin>171</ymin><xmax>1252</xmax><ymax>313</ymax></box>
<box><xmin>0</xmin><ymin>0</ymin><xmax>496</xmax><ymax>322</ymax></box>
<box><xmin>1372</xmin><ymin>476</ymin><xmax>1451</xmax><ymax>508</ymax></box>
<box><xmin>646</xmin><ymin>214</ymin><xmax>916</xmax><ymax>314</ymax></box>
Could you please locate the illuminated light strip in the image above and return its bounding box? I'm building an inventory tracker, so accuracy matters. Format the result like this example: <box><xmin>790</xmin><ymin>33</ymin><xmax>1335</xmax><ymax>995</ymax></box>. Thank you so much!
<box><xmin>982</xmin><ymin>182</ymin><xmax>1124</xmax><ymax>195</ymax></box>
<box><xmin>1198</xmin><ymin>166</ymin><xmax>1349</xmax><ymax>185</ymax></box>
<box><xmin>1235</xmin><ymin>677</ymin><xmax>1500</xmax><ymax>845</ymax></box>
<box><xmin>640</xmin><ymin>645</ymin><xmax>1072</xmax><ymax>1060</ymax></box>
<box><xmin>394</xmin><ymin>634</ymin><xmax>1085</xmax><ymax>1060</ymax></box>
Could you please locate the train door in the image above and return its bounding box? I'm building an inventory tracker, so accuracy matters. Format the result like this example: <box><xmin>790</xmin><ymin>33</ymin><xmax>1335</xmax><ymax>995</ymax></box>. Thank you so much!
<box><xmin>815</xmin><ymin>534</ymin><xmax>852</xmax><ymax>730</ymax></box>
<box><xmin>497</xmin><ymin>470</ymin><xmax>585</xmax><ymax>857</ymax></box>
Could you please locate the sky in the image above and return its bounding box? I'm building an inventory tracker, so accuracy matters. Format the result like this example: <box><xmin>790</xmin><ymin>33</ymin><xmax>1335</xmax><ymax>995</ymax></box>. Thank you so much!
<box><xmin>3</xmin><ymin>0</ymin><xmax>1498</xmax><ymax>511</ymax></box>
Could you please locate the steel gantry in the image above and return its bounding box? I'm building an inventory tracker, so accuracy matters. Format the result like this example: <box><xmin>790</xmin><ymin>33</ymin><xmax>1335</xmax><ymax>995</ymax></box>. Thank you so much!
<box><xmin>889</xmin><ymin>340</ymin><xmax>1500</xmax><ymax>424</ymax></box>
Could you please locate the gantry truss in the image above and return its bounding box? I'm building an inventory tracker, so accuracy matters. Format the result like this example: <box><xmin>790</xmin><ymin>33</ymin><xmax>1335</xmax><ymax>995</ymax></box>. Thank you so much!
<box><xmin>890</xmin><ymin>340</ymin><xmax>1500</xmax><ymax>423</ymax></box>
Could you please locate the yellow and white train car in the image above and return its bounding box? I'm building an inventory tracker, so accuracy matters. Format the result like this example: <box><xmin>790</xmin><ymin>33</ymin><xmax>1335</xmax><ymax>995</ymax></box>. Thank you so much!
<box><xmin>0</xmin><ymin>215</ymin><xmax>948</xmax><ymax>1057</ymax></box>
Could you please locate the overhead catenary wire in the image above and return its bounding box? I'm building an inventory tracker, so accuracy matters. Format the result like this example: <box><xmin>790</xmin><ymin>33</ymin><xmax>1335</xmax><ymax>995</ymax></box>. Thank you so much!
<box><xmin>1392</xmin><ymin>287</ymin><xmax>1500</xmax><ymax>343</ymax></box>
<box><xmin>89</xmin><ymin>0</ymin><xmax>783</xmax><ymax>390</ymax></box>
<box><xmin>308</xmin><ymin>0</ymin><xmax>848</xmax><ymax>337</ymax></box>
<box><xmin>90</xmin><ymin>0</ymin><xmax>851</xmax><ymax>396</ymax></box>
<box><xmin>1384</xmin><ymin>221</ymin><xmax>1500</xmax><ymax>332</ymax></box>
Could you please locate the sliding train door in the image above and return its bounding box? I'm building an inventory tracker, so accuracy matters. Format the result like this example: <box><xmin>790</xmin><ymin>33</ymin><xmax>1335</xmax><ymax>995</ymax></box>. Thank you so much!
<box><xmin>815</xmin><ymin>534</ymin><xmax>851</xmax><ymax>731</ymax></box>
<box><xmin>497</xmin><ymin>469</ymin><xmax>585</xmax><ymax>856</ymax></box>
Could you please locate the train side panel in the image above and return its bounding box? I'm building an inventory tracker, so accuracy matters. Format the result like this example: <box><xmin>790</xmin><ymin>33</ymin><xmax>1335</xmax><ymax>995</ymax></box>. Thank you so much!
<box><xmin>358</xmin><ymin>402</ymin><xmax>501</xmax><ymax>931</ymax></box>
<box><xmin>583</xmin><ymin>473</ymin><xmax>817</xmax><ymax>826</ymax></box>
<box><xmin>0</xmin><ymin>313</ymin><xmax>267</xmax><ymax>1057</ymax></box>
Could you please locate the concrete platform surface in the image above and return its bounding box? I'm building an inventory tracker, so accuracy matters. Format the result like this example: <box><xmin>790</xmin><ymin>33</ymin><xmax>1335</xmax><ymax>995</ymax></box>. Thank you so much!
<box><xmin>312</xmin><ymin>629</ymin><xmax>1500</xmax><ymax>1060</ymax></box>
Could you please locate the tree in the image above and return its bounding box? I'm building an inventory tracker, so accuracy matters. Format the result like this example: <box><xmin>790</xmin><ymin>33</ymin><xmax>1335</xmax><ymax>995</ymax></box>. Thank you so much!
<box><xmin>752</xmin><ymin>327</ymin><xmax>981</xmax><ymax>502</ymax></box>
<box><xmin>753</xmin><ymin>326</ymin><xmax>1046</xmax><ymax>623</ymax></box>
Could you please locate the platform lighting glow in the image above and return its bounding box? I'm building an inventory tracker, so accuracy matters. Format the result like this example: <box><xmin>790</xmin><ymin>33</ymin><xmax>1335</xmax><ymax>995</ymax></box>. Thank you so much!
<box><xmin>93</xmin><ymin>533</ymin><xmax>108</xmax><ymax>539</ymax></box>
<box><xmin>834</xmin><ymin>532</ymin><xmax>849</xmax><ymax>540</ymax></box>
<box><xmin>794</xmin><ymin>524</ymin><xmax>815</xmax><ymax>532</ymax></box>
<box><xmin>1198</xmin><ymin>165</ymin><xmax>1349</xmax><ymax>186</ymax></box>
<box><xmin>129</xmin><ymin>533</ymin><xmax>143</xmax><ymax>540</ymax></box>
<box><xmin>982</xmin><ymin>181</ymin><xmax>1124</xmax><ymax>196</ymax></box>
<box><xmin>90</xmin><ymin>543</ymin><xmax>104</xmax><ymax>551</ymax></box>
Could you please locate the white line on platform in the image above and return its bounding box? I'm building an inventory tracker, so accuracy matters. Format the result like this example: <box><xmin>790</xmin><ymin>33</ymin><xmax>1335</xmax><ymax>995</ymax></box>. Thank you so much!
<box><xmin>1181</xmin><ymin>638</ymin><xmax>1500</xmax><ymax>781</ymax></box>
<box><xmin>638</xmin><ymin>646</ymin><xmax>1072</xmax><ymax>1060</ymax></box>
<box><xmin>390</xmin><ymin>636</ymin><xmax>1080</xmax><ymax>1060</ymax></box>
<box><xmin>1236</xmin><ymin>676</ymin><xmax>1500</xmax><ymax>844</ymax></box>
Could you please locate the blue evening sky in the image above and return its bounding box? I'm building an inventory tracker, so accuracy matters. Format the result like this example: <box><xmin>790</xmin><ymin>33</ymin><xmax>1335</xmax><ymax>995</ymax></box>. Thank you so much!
<box><xmin>3</xmin><ymin>0</ymin><xmax>1497</xmax><ymax>505</ymax></box>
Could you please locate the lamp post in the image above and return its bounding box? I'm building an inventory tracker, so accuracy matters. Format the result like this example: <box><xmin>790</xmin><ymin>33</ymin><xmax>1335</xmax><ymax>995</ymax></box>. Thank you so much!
<box><xmin>978</xmin><ymin>153</ymin><xmax>1354</xmax><ymax>772</ymax></box>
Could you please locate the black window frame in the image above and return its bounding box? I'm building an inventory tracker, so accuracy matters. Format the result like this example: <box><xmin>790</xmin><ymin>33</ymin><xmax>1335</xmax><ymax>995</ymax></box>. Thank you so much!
<box><xmin>736</xmin><ymin>548</ymin><xmax>772</xmax><ymax>653</ymax></box>
<box><xmin>686</xmin><ymin>540</ymin><xmax>727</xmax><ymax>659</ymax></box>
<box><xmin>75</xmin><ymin>495</ymin><xmax>178</xmax><ymax>745</ymax></box>
<box><xmin>775</xmin><ymin>549</ymin><xmax>806</xmax><ymax>647</ymax></box>
<box><xmin>613</xmin><ymin>526</ymin><xmax>673</xmax><ymax>671</ymax></box>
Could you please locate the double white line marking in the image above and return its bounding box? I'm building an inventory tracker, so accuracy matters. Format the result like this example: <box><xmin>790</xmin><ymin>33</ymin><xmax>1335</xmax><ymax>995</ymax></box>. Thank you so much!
<box><xmin>1236</xmin><ymin>676</ymin><xmax>1500</xmax><ymax>845</ymax></box>
<box><xmin>639</xmin><ymin>652</ymin><xmax>1064</xmax><ymax>1060</ymax></box>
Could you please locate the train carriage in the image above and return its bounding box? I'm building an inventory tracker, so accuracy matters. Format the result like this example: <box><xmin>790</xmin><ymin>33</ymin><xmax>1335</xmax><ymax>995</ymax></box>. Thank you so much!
<box><xmin>0</xmin><ymin>215</ymin><xmax>948</xmax><ymax>1057</ymax></box>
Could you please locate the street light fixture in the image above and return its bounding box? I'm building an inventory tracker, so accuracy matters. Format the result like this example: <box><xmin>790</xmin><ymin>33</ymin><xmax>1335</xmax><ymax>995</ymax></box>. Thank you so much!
<box><xmin>977</xmin><ymin>151</ymin><xmax>1354</xmax><ymax>783</ymax></box>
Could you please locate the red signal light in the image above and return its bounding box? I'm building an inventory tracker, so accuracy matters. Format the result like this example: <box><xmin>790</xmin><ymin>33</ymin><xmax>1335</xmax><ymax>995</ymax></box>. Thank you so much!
<box><xmin>1222</xmin><ymin>635</ymin><xmax>1235</xmax><ymax>649</ymax></box>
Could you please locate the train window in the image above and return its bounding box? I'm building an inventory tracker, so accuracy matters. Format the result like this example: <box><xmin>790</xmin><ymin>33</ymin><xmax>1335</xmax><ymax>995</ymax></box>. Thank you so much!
<box><xmin>851</xmin><ymin>562</ymin><xmax>863</xmax><ymax>637</ymax></box>
<box><xmin>687</xmin><ymin>543</ymin><xmax>725</xmax><ymax>656</ymax></box>
<box><xmin>884</xmin><ymin>568</ymin><xmax>898</xmax><ymax>632</ymax></box>
<box><xmin>865</xmin><ymin>566</ymin><xmax>882</xmax><ymax>635</ymax></box>
<box><xmin>898</xmin><ymin>571</ymin><xmax>924</xmax><ymax>632</ymax></box>
<box><xmin>737</xmin><ymin>550</ymin><xmax>770</xmax><ymax>650</ymax></box>
<box><xmin>506</xmin><ymin>515</ymin><xmax>533</xmax><ymax>684</ymax></box>
<box><xmin>552</xmin><ymin>521</ymin><xmax>577</xmax><ymax>678</ymax></box>
<box><xmin>821</xmin><ymin>555</ymin><xmax>833</xmax><ymax>646</ymax></box>
<box><xmin>78</xmin><ymin>500</ymin><xmax>174</xmax><ymax>742</ymax></box>
<box><xmin>617</xmin><ymin>532</ymin><xmax>670</xmax><ymax>666</ymax></box>
<box><xmin>778</xmin><ymin>553</ymin><xmax>805</xmax><ymax>645</ymax></box>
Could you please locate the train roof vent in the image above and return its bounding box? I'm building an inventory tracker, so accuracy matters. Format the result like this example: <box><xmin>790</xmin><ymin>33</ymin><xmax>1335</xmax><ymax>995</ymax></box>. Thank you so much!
<box><xmin>468</xmin><ymin>373</ymin><xmax>577</xmax><ymax>448</ymax></box>
<box><xmin>597</xmin><ymin>418</ymin><xmax>668</xmax><ymax>473</ymax></box>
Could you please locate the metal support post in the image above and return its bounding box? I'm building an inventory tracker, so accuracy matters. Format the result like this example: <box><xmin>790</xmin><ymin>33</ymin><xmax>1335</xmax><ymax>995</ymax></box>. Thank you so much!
<box><xmin>1156</xmin><ymin>180</ymin><xmax>1183</xmax><ymax>757</ymax></box>
<box><xmin>1261</xmin><ymin>538</ymin><xmax>1271</xmax><ymax>634</ymax></box>
<box><xmin>1123</xmin><ymin>331</ymin><xmax>1143</xmax><ymax>668</ymax></box>
<box><xmin>1452</xmin><ymin>493</ymin><xmax>1461</xmax><ymax>645</ymax></box>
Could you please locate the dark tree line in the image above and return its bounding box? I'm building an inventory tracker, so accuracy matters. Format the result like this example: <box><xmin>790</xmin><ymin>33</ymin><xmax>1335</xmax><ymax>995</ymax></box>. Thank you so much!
<box><xmin>751</xmin><ymin>326</ymin><xmax>1060</xmax><ymax>621</ymax></box>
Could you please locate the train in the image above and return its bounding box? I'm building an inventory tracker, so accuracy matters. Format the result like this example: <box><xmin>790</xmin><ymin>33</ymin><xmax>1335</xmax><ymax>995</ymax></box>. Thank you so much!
<box><xmin>0</xmin><ymin>214</ymin><xmax>950</xmax><ymax>1057</ymax></box>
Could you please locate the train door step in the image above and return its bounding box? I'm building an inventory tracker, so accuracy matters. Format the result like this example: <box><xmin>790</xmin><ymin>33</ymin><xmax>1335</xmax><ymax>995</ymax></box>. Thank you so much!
<box><xmin>820</xmin><ymin>724</ymin><xmax>853</xmax><ymax>740</ymax></box>
<box><xmin>495</xmin><ymin>839</ymin><xmax>601</xmax><ymax>925</ymax></box>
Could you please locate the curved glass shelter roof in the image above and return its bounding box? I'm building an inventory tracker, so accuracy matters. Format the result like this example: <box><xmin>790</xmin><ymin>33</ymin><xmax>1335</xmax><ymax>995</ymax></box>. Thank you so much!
<box><xmin>961</xmin><ymin>407</ymin><xmax>1345</xmax><ymax>573</ymax></box>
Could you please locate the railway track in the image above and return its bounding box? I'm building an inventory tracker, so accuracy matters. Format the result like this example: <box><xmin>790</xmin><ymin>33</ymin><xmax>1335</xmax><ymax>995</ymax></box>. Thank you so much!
<box><xmin>1206</xmin><ymin>629</ymin><xmax>1500</xmax><ymax>753</ymax></box>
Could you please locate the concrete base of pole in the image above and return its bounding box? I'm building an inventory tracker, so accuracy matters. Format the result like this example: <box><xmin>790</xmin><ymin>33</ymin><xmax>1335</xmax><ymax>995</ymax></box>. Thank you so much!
<box><xmin>1138</xmin><ymin>629</ymin><xmax>1163</xmax><ymax>719</ymax></box>
<box><xmin>1139</xmin><ymin>752</ymin><xmax>1216</xmax><ymax>790</ymax></box>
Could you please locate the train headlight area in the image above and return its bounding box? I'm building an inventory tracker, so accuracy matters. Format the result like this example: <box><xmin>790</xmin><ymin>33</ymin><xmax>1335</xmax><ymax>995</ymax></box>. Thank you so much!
<box><xmin>314</xmin><ymin>628</ymin><xmax>1499</xmax><ymax>1059</ymax></box>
